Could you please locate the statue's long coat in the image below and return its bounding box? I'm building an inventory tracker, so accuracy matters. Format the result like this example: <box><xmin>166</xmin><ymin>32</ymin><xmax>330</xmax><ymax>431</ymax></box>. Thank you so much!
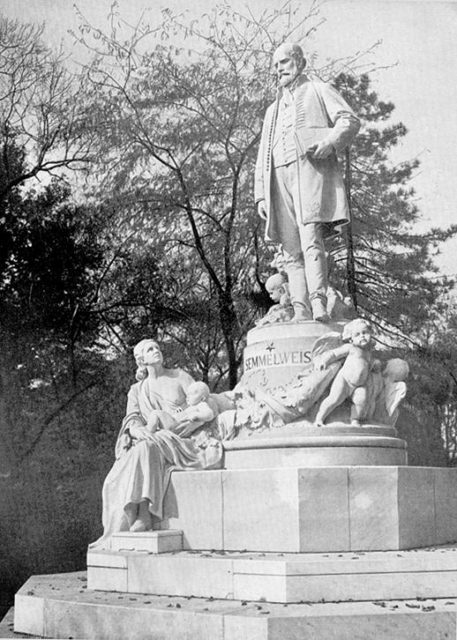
<box><xmin>254</xmin><ymin>76</ymin><xmax>360</xmax><ymax>246</ymax></box>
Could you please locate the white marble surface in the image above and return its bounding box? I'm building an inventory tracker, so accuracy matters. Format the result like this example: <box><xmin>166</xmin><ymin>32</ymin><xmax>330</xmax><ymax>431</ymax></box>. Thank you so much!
<box><xmin>223</xmin><ymin>468</ymin><xmax>300</xmax><ymax>552</ymax></box>
<box><xmin>88</xmin><ymin>565</ymin><xmax>128</xmax><ymax>592</ymax></box>
<box><xmin>298</xmin><ymin>467</ymin><xmax>350</xmax><ymax>551</ymax></box>
<box><xmin>398</xmin><ymin>466</ymin><xmax>435</xmax><ymax>548</ymax></box>
<box><xmin>128</xmin><ymin>554</ymin><xmax>234</xmax><ymax>599</ymax></box>
<box><xmin>110</xmin><ymin>530</ymin><xmax>183</xmax><ymax>553</ymax></box>
<box><xmin>224</xmin><ymin>443</ymin><xmax>407</xmax><ymax>469</ymax></box>
<box><xmin>140</xmin><ymin>466</ymin><xmax>457</xmax><ymax>553</ymax></box>
<box><xmin>348</xmin><ymin>467</ymin><xmax>400</xmax><ymax>550</ymax></box>
<box><xmin>86</xmin><ymin>545</ymin><xmax>457</xmax><ymax>604</ymax></box>
<box><xmin>161</xmin><ymin>470</ymin><xmax>224</xmax><ymax>550</ymax></box>
<box><xmin>13</xmin><ymin>593</ymin><xmax>43</xmax><ymax>637</ymax></box>
<box><xmin>13</xmin><ymin>571</ymin><xmax>457</xmax><ymax>640</ymax></box>
<box><xmin>434</xmin><ymin>468</ymin><xmax>457</xmax><ymax>545</ymax></box>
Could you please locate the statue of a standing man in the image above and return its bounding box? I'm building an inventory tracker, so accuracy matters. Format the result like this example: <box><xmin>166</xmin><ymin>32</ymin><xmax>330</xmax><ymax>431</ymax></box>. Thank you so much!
<box><xmin>255</xmin><ymin>42</ymin><xmax>360</xmax><ymax>322</ymax></box>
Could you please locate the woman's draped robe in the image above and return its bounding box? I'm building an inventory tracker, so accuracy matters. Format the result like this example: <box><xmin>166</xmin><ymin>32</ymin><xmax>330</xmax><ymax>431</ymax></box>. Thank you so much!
<box><xmin>91</xmin><ymin>376</ymin><xmax>222</xmax><ymax>549</ymax></box>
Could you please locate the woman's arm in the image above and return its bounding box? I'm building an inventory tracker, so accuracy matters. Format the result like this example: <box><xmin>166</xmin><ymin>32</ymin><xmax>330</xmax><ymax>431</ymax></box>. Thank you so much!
<box><xmin>123</xmin><ymin>384</ymin><xmax>158</xmax><ymax>441</ymax></box>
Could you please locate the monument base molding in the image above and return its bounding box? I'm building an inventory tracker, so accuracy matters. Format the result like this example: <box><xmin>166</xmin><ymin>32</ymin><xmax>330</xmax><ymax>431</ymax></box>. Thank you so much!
<box><xmin>12</xmin><ymin>571</ymin><xmax>457</xmax><ymax>640</ymax></box>
<box><xmin>224</xmin><ymin>422</ymin><xmax>407</xmax><ymax>468</ymax></box>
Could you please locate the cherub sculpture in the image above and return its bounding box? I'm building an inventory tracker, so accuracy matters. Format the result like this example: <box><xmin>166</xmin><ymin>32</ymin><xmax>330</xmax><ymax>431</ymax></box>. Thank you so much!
<box><xmin>381</xmin><ymin>358</ymin><xmax>409</xmax><ymax>425</ymax></box>
<box><xmin>314</xmin><ymin>318</ymin><xmax>381</xmax><ymax>426</ymax></box>
<box><xmin>256</xmin><ymin>273</ymin><xmax>294</xmax><ymax>326</ymax></box>
<box><xmin>174</xmin><ymin>381</ymin><xmax>219</xmax><ymax>438</ymax></box>
<box><xmin>266</xmin><ymin>273</ymin><xmax>290</xmax><ymax>306</ymax></box>
<box><xmin>139</xmin><ymin>381</ymin><xmax>218</xmax><ymax>440</ymax></box>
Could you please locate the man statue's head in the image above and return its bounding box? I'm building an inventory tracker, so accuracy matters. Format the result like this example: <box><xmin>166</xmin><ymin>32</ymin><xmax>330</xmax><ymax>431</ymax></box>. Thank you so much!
<box><xmin>272</xmin><ymin>42</ymin><xmax>306</xmax><ymax>88</ymax></box>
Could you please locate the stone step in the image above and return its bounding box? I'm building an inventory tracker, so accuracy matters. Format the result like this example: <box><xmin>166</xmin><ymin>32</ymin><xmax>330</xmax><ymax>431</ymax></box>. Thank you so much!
<box><xmin>13</xmin><ymin>572</ymin><xmax>457</xmax><ymax>640</ymax></box>
<box><xmin>110</xmin><ymin>529</ymin><xmax>183</xmax><ymax>553</ymax></box>
<box><xmin>87</xmin><ymin>545</ymin><xmax>457</xmax><ymax>604</ymax></box>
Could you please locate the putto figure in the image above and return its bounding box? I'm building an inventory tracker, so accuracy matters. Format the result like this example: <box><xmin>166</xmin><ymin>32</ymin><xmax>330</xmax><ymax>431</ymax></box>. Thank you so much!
<box><xmin>265</xmin><ymin>272</ymin><xmax>290</xmax><ymax>306</ymax></box>
<box><xmin>255</xmin><ymin>42</ymin><xmax>360</xmax><ymax>322</ymax></box>
<box><xmin>255</xmin><ymin>272</ymin><xmax>295</xmax><ymax>326</ymax></box>
<box><xmin>314</xmin><ymin>318</ymin><xmax>380</xmax><ymax>426</ymax></box>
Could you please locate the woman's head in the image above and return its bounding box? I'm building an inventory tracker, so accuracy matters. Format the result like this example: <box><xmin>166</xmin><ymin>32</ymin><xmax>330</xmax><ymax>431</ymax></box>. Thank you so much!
<box><xmin>133</xmin><ymin>339</ymin><xmax>163</xmax><ymax>380</ymax></box>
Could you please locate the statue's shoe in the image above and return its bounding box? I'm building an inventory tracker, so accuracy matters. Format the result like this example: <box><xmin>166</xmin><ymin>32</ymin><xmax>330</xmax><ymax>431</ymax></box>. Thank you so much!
<box><xmin>311</xmin><ymin>298</ymin><xmax>329</xmax><ymax>322</ymax></box>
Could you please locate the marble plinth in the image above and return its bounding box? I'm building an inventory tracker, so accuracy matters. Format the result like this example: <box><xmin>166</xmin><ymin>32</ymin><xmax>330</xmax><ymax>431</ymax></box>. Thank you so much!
<box><xmin>242</xmin><ymin>320</ymin><xmax>342</xmax><ymax>389</ymax></box>
<box><xmin>158</xmin><ymin>466</ymin><xmax>457</xmax><ymax>553</ymax></box>
<box><xmin>87</xmin><ymin>546</ymin><xmax>457</xmax><ymax>604</ymax></box>
<box><xmin>110</xmin><ymin>530</ymin><xmax>183</xmax><ymax>553</ymax></box>
<box><xmin>13</xmin><ymin>572</ymin><xmax>457</xmax><ymax>640</ymax></box>
<box><xmin>224</xmin><ymin>423</ymin><xmax>407</xmax><ymax>468</ymax></box>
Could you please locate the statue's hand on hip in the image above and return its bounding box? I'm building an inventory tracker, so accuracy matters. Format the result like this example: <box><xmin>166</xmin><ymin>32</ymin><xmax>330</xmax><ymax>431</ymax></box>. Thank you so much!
<box><xmin>309</xmin><ymin>140</ymin><xmax>334</xmax><ymax>160</ymax></box>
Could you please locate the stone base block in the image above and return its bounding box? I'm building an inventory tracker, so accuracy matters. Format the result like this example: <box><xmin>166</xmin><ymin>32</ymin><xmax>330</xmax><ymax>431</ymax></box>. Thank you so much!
<box><xmin>159</xmin><ymin>466</ymin><xmax>457</xmax><ymax>553</ymax></box>
<box><xmin>87</xmin><ymin>546</ymin><xmax>457</xmax><ymax>604</ymax></box>
<box><xmin>224</xmin><ymin>432</ymin><xmax>407</xmax><ymax>468</ymax></box>
<box><xmin>14</xmin><ymin>572</ymin><xmax>457</xmax><ymax>640</ymax></box>
<box><xmin>110</xmin><ymin>530</ymin><xmax>183</xmax><ymax>553</ymax></box>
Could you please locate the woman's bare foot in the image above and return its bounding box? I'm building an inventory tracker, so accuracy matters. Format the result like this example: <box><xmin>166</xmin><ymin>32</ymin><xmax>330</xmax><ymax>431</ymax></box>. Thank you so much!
<box><xmin>130</xmin><ymin>519</ymin><xmax>148</xmax><ymax>532</ymax></box>
<box><xmin>130</xmin><ymin>500</ymin><xmax>152</xmax><ymax>532</ymax></box>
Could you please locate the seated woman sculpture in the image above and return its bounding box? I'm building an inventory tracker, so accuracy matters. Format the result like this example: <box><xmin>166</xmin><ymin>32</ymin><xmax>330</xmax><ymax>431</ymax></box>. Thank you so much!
<box><xmin>90</xmin><ymin>339</ymin><xmax>223</xmax><ymax>549</ymax></box>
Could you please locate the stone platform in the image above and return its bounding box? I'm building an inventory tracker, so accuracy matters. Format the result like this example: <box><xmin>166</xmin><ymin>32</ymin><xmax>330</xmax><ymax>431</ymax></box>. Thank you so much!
<box><xmin>158</xmin><ymin>466</ymin><xmax>457</xmax><ymax>553</ymax></box>
<box><xmin>13</xmin><ymin>571</ymin><xmax>457</xmax><ymax>640</ymax></box>
<box><xmin>87</xmin><ymin>545</ymin><xmax>457</xmax><ymax>604</ymax></box>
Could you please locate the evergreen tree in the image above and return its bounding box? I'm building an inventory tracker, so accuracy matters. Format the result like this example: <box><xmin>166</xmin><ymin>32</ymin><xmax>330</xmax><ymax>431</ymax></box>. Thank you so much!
<box><xmin>332</xmin><ymin>73</ymin><xmax>456</xmax><ymax>340</ymax></box>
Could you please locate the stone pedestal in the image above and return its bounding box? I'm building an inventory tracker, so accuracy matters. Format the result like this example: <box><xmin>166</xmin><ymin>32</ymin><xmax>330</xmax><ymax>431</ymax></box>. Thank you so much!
<box><xmin>11</xmin><ymin>321</ymin><xmax>457</xmax><ymax>639</ymax></box>
<box><xmin>155</xmin><ymin>466</ymin><xmax>457</xmax><ymax>553</ymax></box>
<box><xmin>13</xmin><ymin>462</ymin><xmax>457</xmax><ymax>638</ymax></box>
<box><xmin>12</xmin><ymin>571</ymin><xmax>457</xmax><ymax>640</ymax></box>
<box><xmin>243</xmin><ymin>321</ymin><xmax>342</xmax><ymax>389</ymax></box>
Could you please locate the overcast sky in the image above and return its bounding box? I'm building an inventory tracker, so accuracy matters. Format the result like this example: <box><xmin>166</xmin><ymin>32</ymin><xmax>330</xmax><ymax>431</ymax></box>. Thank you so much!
<box><xmin>3</xmin><ymin>0</ymin><xmax>457</xmax><ymax>276</ymax></box>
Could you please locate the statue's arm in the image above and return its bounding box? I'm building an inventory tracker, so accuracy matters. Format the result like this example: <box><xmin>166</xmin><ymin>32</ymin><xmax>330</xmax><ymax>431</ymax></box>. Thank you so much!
<box><xmin>122</xmin><ymin>385</ymin><xmax>151</xmax><ymax>441</ymax></box>
<box><xmin>314</xmin><ymin>82</ymin><xmax>360</xmax><ymax>152</ymax></box>
<box><xmin>125</xmin><ymin>384</ymin><xmax>141</xmax><ymax>415</ymax></box>
<box><xmin>254</xmin><ymin>107</ymin><xmax>272</xmax><ymax>206</ymax></box>
<box><xmin>114</xmin><ymin>385</ymin><xmax>146</xmax><ymax>458</ymax></box>
<box><xmin>314</xmin><ymin>343</ymin><xmax>351</xmax><ymax>370</ymax></box>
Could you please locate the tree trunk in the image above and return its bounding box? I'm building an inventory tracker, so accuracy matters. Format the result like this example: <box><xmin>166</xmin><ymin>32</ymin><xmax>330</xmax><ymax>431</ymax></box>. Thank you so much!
<box><xmin>218</xmin><ymin>291</ymin><xmax>239</xmax><ymax>389</ymax></box>
<box><xmin>344</xmin><ymin>149</ymin><xmax>358</xmax><ymax>311</ymax></box>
